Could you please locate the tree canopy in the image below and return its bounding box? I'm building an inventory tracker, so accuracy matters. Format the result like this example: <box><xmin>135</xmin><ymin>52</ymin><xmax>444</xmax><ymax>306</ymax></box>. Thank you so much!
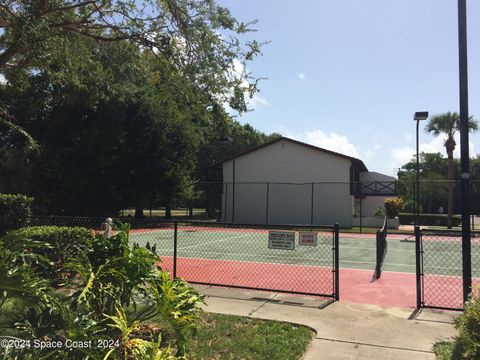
<box><xmin>0</xmin><ymin>26</ymin><xmax>274</xmax><ymax>216</ymax></box>
<box><xmin>0</xmin><ymin>0</ymin><xmax>263</xmax><ymax>113</ymax></box>
<box><xmin>397</xmin><ymin>152</ymin><xmax>480</xmax><ymax>215</ymax></box>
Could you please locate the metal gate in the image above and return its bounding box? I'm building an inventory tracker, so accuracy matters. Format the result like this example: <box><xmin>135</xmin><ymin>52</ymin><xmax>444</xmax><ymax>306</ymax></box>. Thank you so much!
<box><xmin>416</xmin><ymin>228</ymin><xmax>480</xmax><ymax>310</ymax></box>
<box><xmin>167</xmin><ymin>222</ymin><xmax>340</xmax><ymax>300</ymax></box>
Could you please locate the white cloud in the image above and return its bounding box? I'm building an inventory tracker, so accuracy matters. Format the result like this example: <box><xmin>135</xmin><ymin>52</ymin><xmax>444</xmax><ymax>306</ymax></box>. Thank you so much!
<box><xmin>390</xmin><ymin>133</ymin><xmax>477</xmax><ymax>171</ymax></box>
<box><xmin>0</xmin><ymin>74</ymin><xmax>6</xmax><ymax>85</ymax></box>
<box><xmin>298</xmin><ymin>72</ymin><xmax>306</xmax><ymax>80</ymax></box>
<box><xmin>286</xmin><ymin>129</ymin><xmax>360</xmax><ymax>158</ymax></box>
<box><xmin>247</xmin><ymin>94</ymin><xmax>269</xmax><ymax>108</ymax></box>
<box><xmin>223</xmin><ymin>59</ymin><xmax>269</xmax><ymax>111</ymax></box>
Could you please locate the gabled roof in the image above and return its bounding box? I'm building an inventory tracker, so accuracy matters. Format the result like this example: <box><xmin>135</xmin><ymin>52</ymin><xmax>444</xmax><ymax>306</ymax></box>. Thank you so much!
<box><xmin>209</xmin><ymin>136</ymin><xmax>368</xmax><ymax>172</ymax></box>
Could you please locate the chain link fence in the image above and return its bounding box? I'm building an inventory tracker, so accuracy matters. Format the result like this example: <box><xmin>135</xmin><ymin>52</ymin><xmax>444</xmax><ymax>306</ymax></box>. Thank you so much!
<box><xmin>417</xmin><ymin>229</ymin><xmax>480</xmax><ymax>310</ymax></box>
<box><xmin>29</xmin><ymin>216</ymin><xmax>340</xmax><ymax>299</ymax></box>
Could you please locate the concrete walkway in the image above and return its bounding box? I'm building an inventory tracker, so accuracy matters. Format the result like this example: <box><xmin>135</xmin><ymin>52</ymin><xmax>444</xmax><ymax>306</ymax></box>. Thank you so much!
<box><xmin>195</xmin><ymin>286</ymin><xmax>459</xmax><ymax>360</ymax></box>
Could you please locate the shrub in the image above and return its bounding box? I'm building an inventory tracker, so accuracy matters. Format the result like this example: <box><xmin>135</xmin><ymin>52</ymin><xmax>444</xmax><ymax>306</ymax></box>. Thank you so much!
<box><xmin>1</xmin><ymin>226</ymin><xmax>93</xmax><ymax>283</ymax></box>
<box><xmin>384</xmin><ymin>197</ymin><xmax>404</xmax><ymax>218</ymax></box>
<box><xmin>446</xmin><ymin>286</ymin><xmax>480</xmax><ymax>359</ymax></box>
<box><xmin>399</xmin><ymin>213</ymin><xmax>462</xmax><ymax>227</ymax></box>
<box><xmin>0</xmin><ymin>193</ymin><xmax>33</xmax><ymax>235</ymax></box>
<box><xmin>0</xmin><ymin>221</ymin><xmax>204</xmax><ymax>359</ymax></box>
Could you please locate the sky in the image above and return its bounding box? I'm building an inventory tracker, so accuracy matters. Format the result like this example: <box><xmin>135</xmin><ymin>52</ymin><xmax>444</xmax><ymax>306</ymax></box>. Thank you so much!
<box><xmin>219</xmin><ymin>0</ymin><xmax>480</xmax><ymax>177</ymax></box>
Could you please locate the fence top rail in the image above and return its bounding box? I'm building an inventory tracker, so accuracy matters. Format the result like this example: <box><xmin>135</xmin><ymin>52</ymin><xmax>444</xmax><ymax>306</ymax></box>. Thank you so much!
<box><xmin>179</xmin><ymin>221</ymin><xmax>336</xmax><ymax>230</ymax></box>
<box><xmin>31</xmin><ymin>216</ymin><xmax>337</xmax><ymax>231</ymax></box>
<box><xmin>31</xmin><ymin>215</ymin><xmax>107</xmax><ymax>220</ymax></box>
<box><xmin>420</xmin><ymin>228</ymin><xmax>464</xmax><ymax>235</ymax></box>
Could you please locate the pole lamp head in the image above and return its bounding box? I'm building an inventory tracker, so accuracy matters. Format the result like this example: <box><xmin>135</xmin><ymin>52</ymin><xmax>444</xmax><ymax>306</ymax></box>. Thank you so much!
<box><xmin>413</xmin><ymin>111</ymin><xmax>429</xmax><ymax>121</ymax></box>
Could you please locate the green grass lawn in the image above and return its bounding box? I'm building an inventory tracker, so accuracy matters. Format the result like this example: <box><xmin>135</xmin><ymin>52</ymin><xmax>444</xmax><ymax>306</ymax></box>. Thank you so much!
<box><xmin>1</xmin><ymin>298</ymin><xmax>314</xmax><ymax>360</ymax></box>
<box><xmin>187</xmin><ymin>312</ymin><xmax>314</xmax><ymax>360</ymax></box>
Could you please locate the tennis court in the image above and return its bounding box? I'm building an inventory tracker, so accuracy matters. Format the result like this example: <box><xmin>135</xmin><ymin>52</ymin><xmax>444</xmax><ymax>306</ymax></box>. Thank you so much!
<box><xmin>129</xmin><ymin>224</ymin><xmax>338</xmax><ymax>298</ymax></box>
<box><xmin>129</xmin><ymin>225</ymin><xmax>480</xmax><ymax>308</ymax></box>
<box><xmin>29</xmin><ymin>216</ymin><xmax>479</xmax><ymax>308</ymax></box>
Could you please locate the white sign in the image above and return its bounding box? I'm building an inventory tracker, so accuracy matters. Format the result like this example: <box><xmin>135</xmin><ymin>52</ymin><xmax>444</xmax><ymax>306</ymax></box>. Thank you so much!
<box><xmin>268</xmin><ymin>231</ymin><xmax>295</xmax><ymax>250</ymax></box>
<box><xmin>299</xmin><ymin>232</ymin><xmax>318</xmax><ymax>246</ymax></box>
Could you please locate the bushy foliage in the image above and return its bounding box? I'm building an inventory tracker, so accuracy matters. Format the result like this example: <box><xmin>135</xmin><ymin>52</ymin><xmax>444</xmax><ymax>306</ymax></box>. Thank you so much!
<box><xmin>2</xmin><ymin>226</ymin><xmax>92</xmax><ymax>285</ymax></box>
<box><xmin>434</xmin><ymin>286</ymin><xmax>480</xmax><ymax>359</ymax></box>
<box><xmin>398</xmin><ymin>213</ymin><xmax>462</xmax><ymax>227</ymax></box>
<box><xmin>0</xmin><ymin>221</ymin><xmax>204</xmax><ymax>359</ymax></box>
<box><xmin>384</xmin><ymin>197</ymin><xmax>404</xmax><ymax>218</ymax></box>
<box><xmin>451</xmin><ymin>286</ymin><xmax>480</xmax><ymax>358</ymax></box>
<box><xmin>0</xmin><ymin>194</ymin><xmax>33</xmax><ymax>235</ymax></box>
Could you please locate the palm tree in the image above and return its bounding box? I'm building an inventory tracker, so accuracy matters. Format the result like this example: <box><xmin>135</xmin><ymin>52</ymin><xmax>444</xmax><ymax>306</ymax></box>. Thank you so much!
<box><xmin>425</xmin><ymin>112</ymin><xmax>478</xmax><ymax>228</ymax></box>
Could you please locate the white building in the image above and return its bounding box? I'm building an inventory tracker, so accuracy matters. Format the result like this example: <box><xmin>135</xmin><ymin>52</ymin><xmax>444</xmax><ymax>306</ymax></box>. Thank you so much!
<box><xmin>211</xmin><ymin>137</ymin><xmax>396</xmax><ymax>227</ymax></box>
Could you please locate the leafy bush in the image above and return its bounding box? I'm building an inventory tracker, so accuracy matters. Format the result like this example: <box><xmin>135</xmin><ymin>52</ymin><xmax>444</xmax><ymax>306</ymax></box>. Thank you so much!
<box><xmin>434</xmin><ymin>286</ymin><xmax>480</xmax><ymax>359</ymax></box>
<box><xmin>1</xmin><ymin>226</ymin><xmax>92</xmax><ymax>284</ymax></box>
<box><xmin>0</xmin><ymin>221</ymin><xmax>204</xmax><ymax>359</ymax></box>
<box><xmin>384</xmin><ymin>197</ymin><xmax>404</xmax><ymax>218</ymax></box>
<box><xmin>0</xmin><ymin>194</ymin><xmax>33</xmax><ymax>235</ymax></box>
<box><xmin>451</xmin><ymin>286</ymin><xmax>480</xmax><ymax>358</ymax></box>
<box><xmin>399</xmin><ymin>213</ymin><xmax>462</xmax><ymax>227</ymax></box>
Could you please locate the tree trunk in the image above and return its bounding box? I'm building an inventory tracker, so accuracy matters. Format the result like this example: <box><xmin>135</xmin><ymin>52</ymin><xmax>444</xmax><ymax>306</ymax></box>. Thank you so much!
<box><xmin>447</xmin><ymin>151</ymin><xmax>454</xmax><ymax>229</ymax></box>
<box><xmin>134</xmin><ymin>204</ymin><xmax>144</xmax><ymax>219</ymax></box>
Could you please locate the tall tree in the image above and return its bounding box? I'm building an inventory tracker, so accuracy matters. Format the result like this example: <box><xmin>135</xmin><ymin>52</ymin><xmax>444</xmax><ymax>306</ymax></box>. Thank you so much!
<box><xmin>397</xmin><ymin>152</ymin><xmax>449</xmax><ymax>213</ymax></box>
<box><xmin>0</xmin><ymin>0</ymin><xmax>263</xmax><ymax>114</ymax></box>
<box><xmin>0</xmin><ymin>0</ymin><xmax>265</xmax><ymax>168</ymax></box>
<box><xmin>425</xmin><ymin>112</ymin><xmax>478</xmax><ymax>228</ymax></box>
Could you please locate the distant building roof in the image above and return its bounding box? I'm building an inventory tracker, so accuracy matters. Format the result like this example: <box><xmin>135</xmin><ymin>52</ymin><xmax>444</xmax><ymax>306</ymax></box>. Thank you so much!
<box><xmin>209</xmin><ymin>136</ymin><xmax>368</xmax><ymax>172</ymax></box>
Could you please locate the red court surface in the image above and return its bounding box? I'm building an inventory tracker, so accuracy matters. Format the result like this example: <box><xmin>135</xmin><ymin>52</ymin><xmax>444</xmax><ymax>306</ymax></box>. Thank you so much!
<box><xmin>159</xmin><ymin>257</ymin><xmax>334</xmax><ymax>295</ymax></box>
<box><xmin>157</xmin><ymin>256</ymin><xmax>420</xmax><ymax>308</ymax></box>
<box><xmin>340</xmin><ymin>268</ymin><xmax>416</xmax><ymax>307</ymax></box>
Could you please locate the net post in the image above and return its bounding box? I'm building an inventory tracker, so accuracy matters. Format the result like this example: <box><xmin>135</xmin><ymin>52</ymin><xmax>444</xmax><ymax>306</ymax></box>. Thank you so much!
<box><xmin>173</xmin><ymin>221</ymin><xmax>178</xmax><ymax>279</ymax></box>
<box><xmin>334</xmin><ymin>223</ymin><xmax>340</xmax><ymax>301</ymax></box>
<box><xmin>415</xmin><ymin>225</ymin><xmax>422</xmax><ymax>309</ymax></box>
<box><xmin>375</xmin><ymin>229</ymin><xmax>381</xmax><ymax>279</ymax></box>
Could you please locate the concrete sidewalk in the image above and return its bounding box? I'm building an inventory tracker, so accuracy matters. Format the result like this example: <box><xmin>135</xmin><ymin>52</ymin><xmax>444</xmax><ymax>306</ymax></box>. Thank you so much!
<box><xmin>195</xmin><ymin>286</ymin><xmax>459</xmax><ymax>360</ymax></box>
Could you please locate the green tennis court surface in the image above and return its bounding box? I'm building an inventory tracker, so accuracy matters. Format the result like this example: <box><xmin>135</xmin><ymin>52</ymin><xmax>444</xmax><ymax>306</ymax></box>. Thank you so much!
<box><xmin>129</xmin><ymin>229</ymin><xmax>479</xmax><ymax>277</ymax></box>
<box><xmin>129</xmin><ymin>228</ymin><xmax>335</xmax><ymax>268</ymax></box>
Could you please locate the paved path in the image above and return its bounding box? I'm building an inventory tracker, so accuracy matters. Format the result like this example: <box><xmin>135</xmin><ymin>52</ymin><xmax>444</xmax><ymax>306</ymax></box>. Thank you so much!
<box><xmin>195</xmin><ymin>286</ymin><xmax>459</xmax><ymax>360</ymax></box>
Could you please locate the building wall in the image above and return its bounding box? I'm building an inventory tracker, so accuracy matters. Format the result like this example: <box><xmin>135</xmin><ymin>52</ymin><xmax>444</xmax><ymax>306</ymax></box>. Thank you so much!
<box><xmin>222</xmin><ymin>139</ymin><xmax>353</xmax><ymax>226</ymax></box>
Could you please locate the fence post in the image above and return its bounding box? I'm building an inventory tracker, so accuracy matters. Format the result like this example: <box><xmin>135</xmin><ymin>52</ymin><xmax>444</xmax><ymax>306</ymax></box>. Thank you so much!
<box><xmin>173</xmin><ymin>221</ymin><xmax>178</xmax><ymax>279</ymax></box>
<box><xmin>265</xmin><ymin>182</ymin><xmax>270</xmax><ymax>224</ymax></box>
<box><xmin>224</xmin><ymin>182</ymin><xmax>228</xmax><ymax>222</ymax></box>
<box><xmin>415</xmin><ymin>226</ymin><xmax>422</xmax><ymax>309</ymax></box>
<box><xmin>359</xmin><ymin>197</ymin><xmax>363</xmax><ymax>234</ymax></box>
<box><xmin>310</xmin><ymin>182</ymin><xmax>314</xmax><ymax>225</ymax></box>
<box><xmin>334</xmin><ymin>223</ymin><xmax>340</xmax><ymax>301</ymax></box>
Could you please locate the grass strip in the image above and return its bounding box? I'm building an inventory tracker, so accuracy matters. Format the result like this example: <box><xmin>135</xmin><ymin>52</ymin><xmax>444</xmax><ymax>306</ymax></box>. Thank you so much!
<box><xmin>187</xmin><ymin>312</ymin><xmax>314</xmax><ymax>360</ymax></box>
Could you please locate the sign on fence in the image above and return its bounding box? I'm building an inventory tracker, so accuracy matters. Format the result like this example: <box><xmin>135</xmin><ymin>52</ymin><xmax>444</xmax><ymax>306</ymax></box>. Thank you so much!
<box><xmin>268</xmin><ymin>231</ymin><xmax>295</xmax><ymax>250</ymax></box>
<box><xmin>299</xmin><ymin>232</ymin><xmax>317</xmax><ymax>246</ymax></box>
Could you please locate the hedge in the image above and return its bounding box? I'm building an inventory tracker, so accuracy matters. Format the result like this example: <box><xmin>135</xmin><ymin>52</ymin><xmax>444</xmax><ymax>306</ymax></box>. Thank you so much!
<box><xmin>399</xmin><ymin>213</ymin><xmax>462</xmax><ymax>227</ymax></box>
<box><xmin>0</xmin><ymin>193</ymin><xmax>33</xmax><ymax>235</ymax></box>
<box><xmin>1</xmin><ymin>226</ymin><xmax>93</xmax><ymax>283</ymax></box>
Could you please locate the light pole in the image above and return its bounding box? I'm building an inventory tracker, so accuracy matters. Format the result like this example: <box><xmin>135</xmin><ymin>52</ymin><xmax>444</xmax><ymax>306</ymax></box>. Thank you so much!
<box><xmin>458</xmin><ymin>0</ymin><xmax>472</xmax><ymax>302</ymax></box>
<box><xmin>414</xmin><ymin>111</ymin><xmax>429</xmax><ymax>227</ymax></box>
